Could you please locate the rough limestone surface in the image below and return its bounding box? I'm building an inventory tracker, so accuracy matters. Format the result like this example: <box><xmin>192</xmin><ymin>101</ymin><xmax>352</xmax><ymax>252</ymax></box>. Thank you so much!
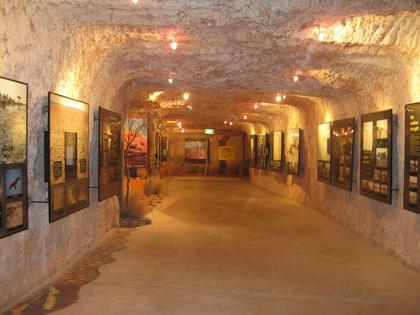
<box><xmin>0</xmin><ymin>0</ymin><xmax>419</xmax><ymax>310</ymax></box>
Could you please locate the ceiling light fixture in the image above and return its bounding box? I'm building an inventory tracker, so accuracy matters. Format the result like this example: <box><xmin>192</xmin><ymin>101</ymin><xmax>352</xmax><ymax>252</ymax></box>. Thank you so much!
<box><xmin>181</xmin><ymin>128</ymin><xmax>185</xmax><ymax>133</ymax></box>
<box><xmin>243</xmin><ymin>115</ymin><xmax>248</xmax><ymax>120</ymax></box>
<box><xmin>187</xmin><ymin>105</ymin><xmax>193</xmax><ymax>110</ymax></box>
<box><xmin>229</xmin><ymin>122</ymin><xmax>233</xmax><ymax>126</ymax></box>
<box><xmin>183</xmin><ymin>92</ymin><xmax>190</xmax><ymax>101</ymax></box>
<box><xmin>170</xmin><ymin>40</ymin><xmax>178</xmax><ymax>50</ymax></box>
<box><xmin>224</xmin><ymin>121</ymin><xmax>227</xmax><ymax>124</ymax></box>
<box><xmin>275</xmin><ymin>95</ymin><xmax>282</xmax><ymax>103</ymax></box>
<box><xmin>254</xmin><ymin>104</ymin><xmax>258</xmax><ymax>109</ymax></box>
<box><xmin>132</xmin><ymin>0</ymin><xmax>139</xmax><ymax>3</ymax></box>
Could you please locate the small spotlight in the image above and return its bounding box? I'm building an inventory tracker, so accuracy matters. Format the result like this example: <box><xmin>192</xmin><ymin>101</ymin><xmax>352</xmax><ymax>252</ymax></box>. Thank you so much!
<box><xmin>275</xmin><ymin>95</ymin><xmax>282</xmax><ymax>103</ymax></box>
<box><xmin>170</xmin><ymin>41</ymin><xmax>178</xmax><ymax>50</ymax></box>
<box><xmin>181</xmin><ymin>128</ymin><xmax>185</xmax><ymax>133</ymax></box>
<box><xmin>293</xmin><ymin>74</ymin><xmax>299</xmax><ymax>82</ymax></box>
<box><xmin>224</xmin><ymin>121</ymin><xmax>227</xmax><ymax>124</ymax></box>
<box><xmin>132</xmin><ymin>0</ymin><xmax>139</xmax><ymax>3</ymax></box>
<box><xmin>318</xmin><ymin>27</ymin><xmax>327</xmax><ymax>41</ymax></box>
<box><xmin>229</xmin><ymin>122</ymin><xmax>233</xmax><ymax>126</ymax></box>
<box><xmin>254</xmin><ymin>104</ymin><xmax>258</xmax><ymax>109</ymax></box>
<box><xmin>177</xmin><ymin>122</ymin><xmax>182</xmax><ymax>126</ymax></box>
<box><xmin>168</xmin><ymin>77</ymin><xmax>174</xmax><ymax>84</ymax></box>
<box><xmin>187</xmin><ymin>105</ymin><xmax>193</xmax><ymax>110</ymax></box>
<box><xmin>183</xmin><ymin>92</ymin><xmax>190</xmax><ymax>101</ymax></box>
<box><xmin>283</xmin><ymin>95</ymin><xmax>287</xmax><ymax>100</ymax></box>
<box><xmin>243</xmin><ymin>115</ymin><xmax>248</xmax><ymax>120</ymax></box>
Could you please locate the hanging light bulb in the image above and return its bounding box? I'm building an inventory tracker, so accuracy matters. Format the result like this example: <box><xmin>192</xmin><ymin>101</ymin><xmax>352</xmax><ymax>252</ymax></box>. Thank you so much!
<box><xmin>243</xmin><ymin>115</ymin><xmax>248</xmax><ymax>120</ymax></box>
<box><xmin>229</xmin><ymin>122</ymin><xmax>233</xmax><ymax>126</ymax></box>
<box><xmin>170</xmin><ymin>40</ymin><xmax>178</xmax><ymax>50</ymax></box>
<box><xmin>275</xmin><ymin>94</ymin><xmax>282</xmax><ymax>103</ymax></box>
<box><xmin>293</xmin><ymin>74</ymin><xmax>299</xmax><ymax>82</ymax></box>
<box><xmin>224</xmin><ymin>121</ymin><xmax>228</xmax><ymax>124</ymax></box>
<box><xmin>183</xmin><ymin>92</ymin><xmax>190</xmax><ymax>101</ymax></box>
<box><xmin>168</xmin><ymin>77</ymin><xmax>173</xmax><ymax>84</ymax></box>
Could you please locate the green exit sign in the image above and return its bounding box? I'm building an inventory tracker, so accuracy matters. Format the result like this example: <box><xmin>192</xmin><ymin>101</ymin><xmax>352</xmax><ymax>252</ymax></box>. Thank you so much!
<box><xmin>204</xmin><ymin>129</ymin><xmax>215</xmax><ymax>135</ymax></box>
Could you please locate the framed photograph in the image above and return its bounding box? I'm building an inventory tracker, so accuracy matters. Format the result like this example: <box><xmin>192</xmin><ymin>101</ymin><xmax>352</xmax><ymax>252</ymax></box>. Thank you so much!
<box><xmin>249</xmin><ymin>135</ymin><xmax>256</xmax><ymax>168</ymax></box>
<box><xmin>0</xmin><ymin>76</ymin><xmax>28</xmax><ymax>238</ymax></box>
<box><xmin>185</xmin><ymin>138</ymin><xmax>207</xmax><ymax>164</ymax></box>
<box><xmin>284</xmin><ymin>128</ymin><xmax>301</xmax><ymax>175</ymax></box>
<box><xmin>47</xmin><ymin>92</ymin><xmax>89</xmax><ymax>222</ymax></box>
<box><xmin>331</xmin><ymin>118</ymin><xmax>355</xmax><ymax>191</ymax></box>
<box><xmin>360</xmin><ymin>109</ymin><xmax>392</xmax><ymax>204</ymax></box>
<box><xmin>317</xmin><ymin>122</ymin><xmax>331</xmax><ymax>183</ymax></box>
<box><xmin>269</xmin><ymin>131</ymin><xmax>283</xmax><ymax>171</ymax></box>
<box><xmin>99</xmin><ymin>107</ymin><xmax>122</xmax><ymax>202</ymax></box>
<box><xmin>256</xmin><ymin>134</ymin><xmax>267</xmax><ymax>170</ymax></box>
<box><xmin>404</xmin><ymin>102</ymin><xmax>420</xmax><ymax>213</ymax></box>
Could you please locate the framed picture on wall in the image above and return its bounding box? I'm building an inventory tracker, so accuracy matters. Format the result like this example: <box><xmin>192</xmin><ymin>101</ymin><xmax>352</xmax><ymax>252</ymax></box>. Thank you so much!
<box><xmin>404</xmin><ymin>102</ymin><xmax>420</xmax><ymax>213</ymax></box>
<box><xmin>317</xmin><ymin>122</ymin><xmax>331</xmax><ymax>183</ymax></box>
<box><xmin>269</xmin><ymin>131</ymin><xmax>283</xmax><ymax>171</ymax></box>
<box><xmin>47</xmin><ymin>92</ymin><xmax>89</xmax><ymax>222</ymax></box>
<box><xmin>360</xmin><ymin>109</ymin><xmax>392</xmax><ymax>204</ymax></box>
<box><xmin>256</xmin><ymin>134</ymin><xmax>267</xmax><ymax>169</ymax></box>
<box><xmin>98</xmin><ymin>107</ymin><xmax>122</xmax><ymax>202</ymax></box>
<box><xmin>331</xmin><ymin>118</ymin><xmax>355</xmax><ymax>191</ymax></box>
<box><xmin>250</xmin><ymin>135</ymin><xmax>256</xmax><ymax>168</ymax></box>
<box><xmin>0</xmin><ymin>76</ymin><xmax>28</xmax><ymax>239</ymax></box>
<box><xmin>185</xmin><ymin>138</ymin><xmax>207</xmax><ymax>164</ymax></box>
<box><xmin>284</xmin><ymin>128</ymin><xmax>301</xmax><ymax>175</ymax></box>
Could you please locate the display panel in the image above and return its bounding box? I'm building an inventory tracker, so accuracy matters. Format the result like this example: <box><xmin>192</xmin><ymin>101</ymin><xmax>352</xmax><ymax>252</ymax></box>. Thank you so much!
<box><xmin>360</xmin><ymin>109</ymin><xmax>392</xmax><ymax>204</ymax></box>
<box><xmin>124</xmin><ymin>117</ymin><xmax>148</xmax><ymax>179</ymax></box>
<box><xmin>250</xmin><ymin>135</ymin><xmax>256</xmax><ymax>168</ymax></box>
<box><xmin>284</xmin><ymin>128</ymin><xmax>301</xmax><ymax>175</ymax></box>
<box><xmin>331</xmin><ymin>118</ymin><xmax>355</xmax><ymax>191</ymax></box>
<box><xmin>317</xmin><ymin>122</ymin><xmax>331</xmax><ymax>183</ymax></box>
<box><xmin>99</xmin><ymin>107</ymin><xmax>121</xmax><ymax>202</ymax></box>
<box><xmin>404</xmin><ymin>103</ymin><xmax>420</xmax><ymax>213</ymax></box>
<box><xmin>0</xmin><ymin>77</ymin><xmax>28</xmax><ymax>238</ymax></box>
<box><xmin>185</xmin><ymin>138</ymin><xmax>207</xmax><ymax>164</ymax></box>
<box><xmin>256</xmin><ymin>134</ymin><xmax>267</xmax><ymax>169</ymax></box>
<box><xmin>48</xmin><ymin>92</ymin><xmax>89</xmax><ymax>222</ymax></box>
<box><xmin>269</xmin><ymin>131</ymin><xmax>282</xmax><ymax>171</ymax></box>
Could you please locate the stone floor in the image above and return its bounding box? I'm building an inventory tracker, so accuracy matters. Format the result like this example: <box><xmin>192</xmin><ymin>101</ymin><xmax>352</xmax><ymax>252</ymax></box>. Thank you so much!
<box><xmin>12</xmin><ymin>176</ymin><xmax>420</xmax><ymax>314</ymax></box>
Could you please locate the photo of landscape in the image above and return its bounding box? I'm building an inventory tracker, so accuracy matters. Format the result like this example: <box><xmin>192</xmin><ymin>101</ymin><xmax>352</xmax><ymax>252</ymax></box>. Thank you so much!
<box><xmin>0</xmin><ymin>77</ymin><xmax>27</xmax><ymax>164</ymax></box>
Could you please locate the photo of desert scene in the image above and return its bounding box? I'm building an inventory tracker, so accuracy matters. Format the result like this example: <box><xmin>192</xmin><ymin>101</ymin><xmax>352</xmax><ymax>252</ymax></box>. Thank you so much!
<box><xmin>185</xmin><ymin>139</ymin><xmax>207</xmax><ymax>161</ymax></box>
<box><xmin>49</xmin><ymin>93</ymin><xmax>89</xmax><ymax>219</ymax></box>
<box><xmin>0</xmin><ymin>78</ymin><xmax>27</xmax><ymax>164</ymax></box>
<box><xmin>124</xmin><ymin>117</ymin><xmax>147</xmax><ymax>177</ymax></box>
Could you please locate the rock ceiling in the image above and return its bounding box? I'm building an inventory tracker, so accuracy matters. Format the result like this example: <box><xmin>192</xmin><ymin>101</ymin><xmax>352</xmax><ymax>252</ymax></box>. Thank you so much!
<box><xmin>14</xmin><ymin>1</ymin><xmax>420</xmax><ymax>130</ymax></box>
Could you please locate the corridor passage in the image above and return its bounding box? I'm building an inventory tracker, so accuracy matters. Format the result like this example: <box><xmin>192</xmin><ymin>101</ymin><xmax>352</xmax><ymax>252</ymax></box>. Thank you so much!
<box><xmin>52</xmin><ymin>177</ymin><xmax>420</xmax><ymax>315</ymax></box>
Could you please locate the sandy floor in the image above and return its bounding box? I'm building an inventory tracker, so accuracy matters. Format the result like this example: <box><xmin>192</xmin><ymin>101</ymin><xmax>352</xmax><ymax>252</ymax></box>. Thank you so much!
<box><xmin>50</xmin><ymin>176</ymin><xmax>420</xmax><ymax>315</ymax></box>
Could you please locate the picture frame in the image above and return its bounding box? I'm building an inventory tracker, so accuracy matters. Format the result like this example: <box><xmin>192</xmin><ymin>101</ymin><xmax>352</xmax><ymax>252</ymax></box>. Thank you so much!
<box><xmin>256</xmin><ymin>134</ymin><xmax>267</xmax><ymax>170</ymax></box>
<box><xmin>317</xmin><ymin>122</ymin><xmax>331</xmax><ymax>183</ymax></box>
<box><xmin>331</xmin><ymin>118</ymin><xmax>355</xmax><ymax>191</ymax></box>
<box><xmin>250</xmin><ymin>135</ymin><xmax>257</xmax><ymax>168</ymax></box>
<box><xmin>269</xmin><ymin>131</ymin><xmax>283</xmax><ymax>171</ymax></box>
<box><xmin>0</xmin><ymin>76</ymin><xmax>28</xmax><ymax>239</ymax></box>
<box><xmin>185</xmin><ymin>138</ymin><xmax>208</xmax><ymax>164</ymax></box>
<box><xmin>47</xmin><ymin>92</ymin><xmax>89</xmax><ymax>223</ymax></box>
<box><xmin>360</xmin><ymin>109</ymin><xmax>392</xmax><ymax>204</ymax></box>
<box><xmin>284</xmin><ymin>128</ymin><xmax>301</xmax><ymax>175</ymax></box>
<box><xmin>404</xmin><ymin>102</ymin><xmax>420</xmax><ymax>213</ymax></box>
<box><xmin>98</xmin><ymin>107</ymin><xmax>122</xmax><ymax>202</ymax></box>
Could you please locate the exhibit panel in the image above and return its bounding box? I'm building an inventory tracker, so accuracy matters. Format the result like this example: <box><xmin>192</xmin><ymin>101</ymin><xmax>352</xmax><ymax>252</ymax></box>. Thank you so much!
<box><xmin>317</xmin><ymin>122</ymin><xmax>331</xmax><ymax>183</ymax></box>
<box><xmin>185</xmin><ymin>138</ymin><xmax>208</xmax><ymax>164</ymax></box>
<box><xmin>360</xmin><ymin>109</ymin><xmax>392</xmax><ymax>204</ymax></box>
<box><xmin>284</xmin><ymin>128</ymin><xmax>301</xmax><ymax>175</ymax></box>
<box><xmin>404</xmin><ymin>103</ymin><xmax>420</xmax><ymax>213</ymax></box>
<box><xmin>256</xmin><ymin>134</ymin><xmax>267</xmax><ymax>169</ymax></box>
<box><xmin>0</xmin><ymin>77</ymin><xmax>28</xmax><ymax>239</ymax></box>
<box><xmin>269</xmin><ymin>131</ymin><xmax>283</xmax><ymax>171</ymax></box>
<box><xmin>98</xmin><ymin>107</ymin><xmax>122</xmax><ymax>202</ymax></box>
<box><xmin>48</xmin><ymin>92</ymin><xmax>89</xmax><ymax>222</ymax></box>
<box><xmin>124</xmin><ymin>117</ymin><xmax>148</xmax><ymax>178</ymax></box>
<box><xmin>250</xmin><ymin>135</ymin><xmax>256</xmax><ymax>168</ymax></box>
<box><xmin>331</xmin><ymin>118</ymin><xmax>355</xmax><ymax>191</ymax></box>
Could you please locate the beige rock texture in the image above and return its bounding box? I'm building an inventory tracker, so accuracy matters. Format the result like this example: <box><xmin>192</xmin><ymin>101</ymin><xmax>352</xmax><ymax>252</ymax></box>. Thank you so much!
<box><xmin>0</xmin><ymin>0</ymin><xmax>419</xmax><ymax>311</ymax></box>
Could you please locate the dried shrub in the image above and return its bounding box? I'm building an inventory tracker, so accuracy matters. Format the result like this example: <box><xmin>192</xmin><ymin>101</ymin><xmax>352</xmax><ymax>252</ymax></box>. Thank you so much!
<box><xmin>144</xmin><ymin>176</ymin><xmax>164</xmax><ymax>196</ymax></box>
<box><xmin>123</xmin><ymin>190</ymin><xmax>145</xmax><ymax>220</ymax></box>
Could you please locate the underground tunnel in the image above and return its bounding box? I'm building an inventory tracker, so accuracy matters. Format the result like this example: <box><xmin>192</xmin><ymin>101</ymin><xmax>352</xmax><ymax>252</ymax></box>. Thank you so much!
<box><xmin>0</xmin><ymin>0</ymin><xmax>420</xmax><ymax>314</ymax></box>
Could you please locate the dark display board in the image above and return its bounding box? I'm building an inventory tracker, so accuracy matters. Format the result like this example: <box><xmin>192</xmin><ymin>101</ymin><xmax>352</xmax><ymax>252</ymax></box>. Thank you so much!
<box><xmin>404</xmin><ymin>103</ymin><xmax>420</xmax><ymax>213</ymax></box>
<box><xmin>256</xmin><ymin>134</ymin><xmax>267</xmax><ymax>169</ymax></box>
<box><xmin>360</xmin><ymin>109</ymin><xmax>392</xmax><ymax>204</ymax></box>
<box><xmin>0</xmin><ymin>77</ymin><xmax>28</xmax><ymax>238</ymax></box>
<box><xmin>185</xmin><ymin>138</ymin><xmax>207</xmax><ymax>164</ymax></box>
<box><xmin>317</xmin><ymin>122</ymin><xmax>331</xmax><ymax>183</ymax></box>
<box><xmin>160</xmin><ymin>136</ymin><xmax>168</xmax><ymax>162</ymax></box>
<box><xmin>331</xmin><ymin>118</ymin><xmax>355</xmax><ymax>191</ymax></box>
<box><xmin>284</xmin><ymin>128</ymin><xmax>301</xmax><ymax>175</ymax></box>
<box><xmin>98</xmin><ymin>107</ymin><xmax>121</xmax><ymax>202</ymax></box>
<box><xmin>269</xmin><ymin>131</ymin><xmax>283</xmax><ymax>171</ymax></box>
<box><xmin>250</xmin><ymin>135</ymin><xmax>256</xmax><ymax>168</ymax></box>
<box><xmin>47</xmin><ymin>92</ymin><xmax>89</xmax><ymax>222</ymax></box>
